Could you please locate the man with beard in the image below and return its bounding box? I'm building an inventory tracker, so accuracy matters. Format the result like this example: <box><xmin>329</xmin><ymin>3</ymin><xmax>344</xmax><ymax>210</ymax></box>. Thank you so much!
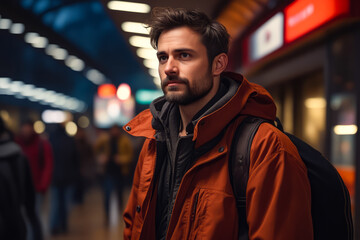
<box><xmin>123</xmin><ymin>8</ymin><xmax>313</xmax><ymax>240</ymax></box>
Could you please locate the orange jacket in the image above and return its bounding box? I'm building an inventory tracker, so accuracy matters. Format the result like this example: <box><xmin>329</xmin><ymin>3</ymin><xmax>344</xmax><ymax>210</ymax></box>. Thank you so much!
<box><xmin>123</xmin><ymin>72</ymin><xmax>313</xmax><ymax>240</ymax></box>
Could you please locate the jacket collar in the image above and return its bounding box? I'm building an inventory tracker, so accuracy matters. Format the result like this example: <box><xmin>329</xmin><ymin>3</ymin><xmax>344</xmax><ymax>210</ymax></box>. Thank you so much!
<box><xmin>124</xmin><ymin>72</ymin><xmax>276</xmax><ymax>145</ymax></box>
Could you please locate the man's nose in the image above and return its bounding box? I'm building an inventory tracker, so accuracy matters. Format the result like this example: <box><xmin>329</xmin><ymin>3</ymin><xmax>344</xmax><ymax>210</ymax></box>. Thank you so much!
<box><xmin>164</xmin><ymin>57</ymin><xmax>178</xmax><ymax>76</ymax></box>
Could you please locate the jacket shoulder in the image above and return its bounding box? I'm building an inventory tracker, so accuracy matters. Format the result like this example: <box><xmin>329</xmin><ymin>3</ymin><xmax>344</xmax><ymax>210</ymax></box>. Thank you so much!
<box><xmin>250</xmin><ymin>122</ymin><xmax>306</xmax><ymax>173</ymax></box>
<box><xmin>124</xmin><ymin>109</ymin><xmax>155</xmax><ymax>139</ymax></box>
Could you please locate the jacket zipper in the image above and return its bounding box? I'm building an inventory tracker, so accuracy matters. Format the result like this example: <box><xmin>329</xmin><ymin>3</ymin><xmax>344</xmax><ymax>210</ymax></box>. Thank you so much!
<box><xmin>189</xmin><ymin>191</ymin><xmax>199</xmax><ymax>238</ymax></box>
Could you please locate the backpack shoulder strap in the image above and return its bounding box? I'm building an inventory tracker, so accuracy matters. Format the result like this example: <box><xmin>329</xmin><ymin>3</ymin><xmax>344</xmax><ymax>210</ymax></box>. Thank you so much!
<box><xmin>229</xmin><ymin>116</ymin><xmax>267</xmax><ymax>240</ymax></box>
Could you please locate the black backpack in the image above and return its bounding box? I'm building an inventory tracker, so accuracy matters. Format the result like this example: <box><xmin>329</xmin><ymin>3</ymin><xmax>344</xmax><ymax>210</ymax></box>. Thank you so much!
<box><xmin>229</xmin><ymin>116</ymin><xmax>354</xmax><ymax>240</ymax></box>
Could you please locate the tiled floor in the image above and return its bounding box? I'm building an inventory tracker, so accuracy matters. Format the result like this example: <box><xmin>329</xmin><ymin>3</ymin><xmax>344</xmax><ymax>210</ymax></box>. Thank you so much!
<box><xmin>44</xmin><ymin>187</ymin><xmax>127</xmax><ymax>240</ymax></box>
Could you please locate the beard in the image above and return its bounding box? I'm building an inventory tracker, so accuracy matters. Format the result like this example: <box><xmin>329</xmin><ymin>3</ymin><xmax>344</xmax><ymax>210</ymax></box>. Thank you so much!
<box><xmin>161</xmin><ymin>71</ymin><xmax>213</xmax><ymax>106</ymax></box>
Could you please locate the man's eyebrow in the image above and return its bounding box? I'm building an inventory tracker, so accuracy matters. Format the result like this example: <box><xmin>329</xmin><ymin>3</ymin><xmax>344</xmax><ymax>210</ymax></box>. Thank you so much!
<box><xmin>157</xmin><ymin>48</ymin><xmax>196</xmax><ymax>56</ymax></box>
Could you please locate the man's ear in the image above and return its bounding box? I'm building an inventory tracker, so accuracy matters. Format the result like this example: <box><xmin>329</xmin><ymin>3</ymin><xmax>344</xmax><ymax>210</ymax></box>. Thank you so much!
<box><xmin>212</xmin><ymin>53</ymin><xmax>228</xmax><ymax>76</ymax></box>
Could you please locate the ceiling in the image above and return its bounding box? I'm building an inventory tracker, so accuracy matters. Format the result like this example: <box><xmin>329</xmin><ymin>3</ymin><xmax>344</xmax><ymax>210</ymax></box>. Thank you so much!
<box><xmin>0</xmin><ymin>0</ymin><xmax>271</xmax><ymax>115</ymax></box>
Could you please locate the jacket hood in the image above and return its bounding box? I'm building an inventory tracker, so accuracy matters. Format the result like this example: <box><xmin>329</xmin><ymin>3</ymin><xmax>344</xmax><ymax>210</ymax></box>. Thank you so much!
<box><xmin>124</xmin><ymin>72</ymin><xmax>276</xmax><ymax>144</ymax></box>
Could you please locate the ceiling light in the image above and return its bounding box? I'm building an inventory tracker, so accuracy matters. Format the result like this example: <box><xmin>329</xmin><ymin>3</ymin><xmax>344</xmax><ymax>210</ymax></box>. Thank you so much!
<box><xmin>148</xmin><ymin>68</ymin><xmax>158</xmax><ymax>78</ymax></box>
<box><xmin>334</xmin><ymin>125</ymin><xmax>358</xmax><ymax>135</ymax></box>
<box><xmin>153</xmin><ymin>77</ymin><xmax>161</xmax><ymax>88</ymax></box>
<box><xmin>20</xmin><ymin>84</ymin><xmax>35</xmax><ymax>97</ymax></box>
<box><xmin>129</xmin><ymin>36</ymin><xmax>152</xmax><ymax>48</ymax></box>
<box><xmin>24</xmin><ymin>32</ymin><xmax>39</xmax><ymax>43</ymax></box>
<box><xmin>46</xmin><ymin>44</ymin><xmax>68</xmax><ymax>60</ymax></box>
<box><xmin>31</xmin><ymin>88</ymin><xmax>46</xmax><ymax>101</ymax></box>
<box><xmin>86</xmin><ymin>69</ymin><xmax>106</xmax><ymax>85</ymax></box>
<box><xmin>107</xmin><ymin>1</ymin><xmax>150</xmax><ymax>13</ymax></box>
<box><xmin>136</xmin><ymin>48</ymin><xmax>157</xmax><ymax>59</ymax></box>
<box><xmin>121</xmin><ymin>21</ymin><xmax>149</xmax><ymax>34</ymax></box>
<box><xmin>65</xmin><ymin>55</ymin><xmax>85</xmax><ymax>71</ymax></box>
<box><xmin>0</xmin><ymin>77</ymin><xmax>11</xmax><ymax>89</ymax></box>
<box><xmin>10</xmin><ymin>81</ymin><xmax>24</xmax><ymax>93</ymax></box>
<box><xmin>9</xmin><ymin>23</ymin><xmax>25</xmax><ymax>34</ymax></box>
<box><xmin>31</xmin><ymin>36</ymin><xmax>48</xmax><ymax>48</ymax></box>
<box><xmin>53</xmin><ymin>48</ymin><xmax>68</xmax><ymax>60</ymax></box>
<box><xmin>143</xmin><ymin>59</ymin><xmax>158</xmax><ymax>69</ymax></box>
<box><xmin>42</xmin><ymin>110</ymin><xmax>67</xmax><ymax>123</ymax></box>
<box><xmin>0</xmin><ymin>18</ymin><xmax>12</xmax><ymax>30</ymax></box>
<box><xmin>25</xmin><ymin>32</ymin><xmax>48</xmax><ymax>48</ymax></box>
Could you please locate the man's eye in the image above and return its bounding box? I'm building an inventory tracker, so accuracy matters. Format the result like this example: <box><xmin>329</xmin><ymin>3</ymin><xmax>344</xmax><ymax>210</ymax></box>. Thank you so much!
<box><xmin>180</xmin><ymin>53</ymin><xmax>190</xmax><ymax>59</ymax></box>
<box><xmin>158</xmin><ymin>56</ymin><xmax>167</xmax><ymax>63</ymax></box>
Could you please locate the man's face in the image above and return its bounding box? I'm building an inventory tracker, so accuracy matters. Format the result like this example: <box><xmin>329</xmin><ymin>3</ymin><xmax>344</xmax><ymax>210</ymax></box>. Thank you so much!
<box><xmin>157</xmin><ymin>26</ymin><xmax>213</xmax><ymax>105</ymax></box>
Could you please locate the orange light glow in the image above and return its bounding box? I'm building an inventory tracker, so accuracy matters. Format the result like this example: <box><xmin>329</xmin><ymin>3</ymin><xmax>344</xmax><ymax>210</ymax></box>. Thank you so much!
<box><xmin>97</xmin><ymin>84</ymin><xmax>116</xmax><ymax>98</ymax></box>
<box><xmin>285</xmin><ymin>0</ymin><xmax>349</xmax><ymax>43</ymax></box>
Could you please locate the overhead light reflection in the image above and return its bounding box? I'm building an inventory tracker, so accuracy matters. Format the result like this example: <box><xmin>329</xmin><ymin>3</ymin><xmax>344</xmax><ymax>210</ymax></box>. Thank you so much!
<box><xmin>21</xmin><ymin>84</ymin><xmax>35</xmax><ymax>97</ymax></box>
<box><xmin>0</xmin><ymin>18</ymin><xmax>12</xmax><ymax>30</ymax></box>
<box><xmin>46</xmin><ymin>44</ymin><xmax>68</xmax><ymax>60</ymax></box>
<box><xmin>143</xmin><ymin>59</ymin><xmax>158</xmax><ymax>69</ymax></box>
<box><xmin>148</xmin><ymin>68</ymin><xmax>158</xmax><ymax>78</ymax></box>
<box><xmin>65</xmin><ymin>56</ymin><xmax>85</xmax><ymax>71</ymax></box>
<box><xmin>107</xmin><ymin>1</ymin><xmax>150</xmax><ymax>13</ymax></box>
<box><xmin>137</xmin><ymin>48</ymin><xmax>157</xmax><ymax>60</ymax></box>
<box><xmin>121</xmin><ymin>21</ymin><xmax>149</xmax><ymax>34</ymax></box>
<box><xmin>10</xmin><ymin>23</ymin><xmax>25</xmax><ymax>34</ymax></box>
<box><xmin>10</xmin><ymin>81</ymin><xmax>24</xmax><ymax>93</ymax></box>
<box><xmin>129</xmin><ymin>36</ymin><xmax>152</xmax><ymax>48</ymax></box>
<box><xmin>153</xmin><ymin>77</ymin><xmax>161</xmax><ymax>88</ymax></box>
<box><xmin>86</xmin><ymin>69</ymin><xmax>105</xmax><ymax>85</ymax></box>
<box><xmin>334</xmin><ymin>125</ymin><xmax>358</xmax><ymax>135</ymax></box>
<box><xmin>0</xmin><ymin>78</ymin><xmax>11</xmax><ymax>89</ymax></box>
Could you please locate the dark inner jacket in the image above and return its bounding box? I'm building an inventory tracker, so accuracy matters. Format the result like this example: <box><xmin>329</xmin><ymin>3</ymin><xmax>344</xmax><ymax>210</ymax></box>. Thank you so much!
<box><xmin>151</xmin><ymin>76</ymin><xmax>240</xmax><ymax>239</ymax></box>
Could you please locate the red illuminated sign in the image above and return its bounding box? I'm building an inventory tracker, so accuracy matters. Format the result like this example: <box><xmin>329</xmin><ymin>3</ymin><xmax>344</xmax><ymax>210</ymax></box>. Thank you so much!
<box><xmin>285</xmin><ymin>0</ymin><xmax>350</xmax><ymax>43</ymax></box>
<box><xmin>98</xmin><ymin>84</ymin><xmax>116</xmax><ymax>98</ymax></box>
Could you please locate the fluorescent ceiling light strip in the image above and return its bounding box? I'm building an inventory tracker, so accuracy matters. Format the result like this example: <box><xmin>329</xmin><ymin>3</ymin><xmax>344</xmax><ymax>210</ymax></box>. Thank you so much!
<box><xmin>153</xmin><ymin>77</ymin><xmax>161</xmax><ymax>88</ymax></box>
<box><xmin>137</xmin><ymin>48</ymin><xmax>157</xmax><ymax>60</ymax></box>
<box><xmin>121</xmin><ymin>21</ymin><xmax>149</xmax><ymax>34</ymax></box>
<box><xmin>0</xmin><ymin>77</ymin><xmax>86</xmax><ymax>112</ymax></box>
<box><xmin>129</xmin><ymin>36</ymin><xmax>152</xmax><ymax>48</ymax></box>
<box><xmin>108</xmin><ymin>1</ymin><xmax>150</xmax><ymax>13</ymax></box>
<box><xmin>148</xmin><ymin>68</ymin><xmax>158</xmax><ymax>78</ymax></box>
<box><xmin>86</xmin><ymin>69</ymin><xmax>106</xmax><ymax>85</ymax></box>
<box><xmin>334</xmin><ymin>125</ymin><xmax>358</xmax><ymax>135</ymax></box>
<box><xmin>10</xmin><ymin>23</ymin><xmax>25</xmax><ymax>34</ymax></box>
<box><xmin>31</xmin><ymin>36</ymin><xmax>48</xmax><ymax>48</ymax></box>
<box><xmin>143</xmin><ymin>59</ymin><xmax>158</xmax><ymax>69</ymax></box>
<box><xmin>0</xmin><ymin>18</ymin><xmax>12</xmax><ymax>29</ymax></box>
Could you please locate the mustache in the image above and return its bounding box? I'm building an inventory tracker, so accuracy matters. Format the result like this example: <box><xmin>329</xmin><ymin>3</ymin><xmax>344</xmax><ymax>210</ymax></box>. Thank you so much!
<box><xmin>162</xmin><ymin>76</ymin><xmax>189</xmax><ymax>87</ymax></box>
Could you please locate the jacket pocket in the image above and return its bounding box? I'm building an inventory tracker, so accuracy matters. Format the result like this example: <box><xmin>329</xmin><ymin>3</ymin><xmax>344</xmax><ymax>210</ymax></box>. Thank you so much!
<box><xmin>185</xmin><ymin>188</ymin><xmax>238</xmax><ymax>240</ymax></box>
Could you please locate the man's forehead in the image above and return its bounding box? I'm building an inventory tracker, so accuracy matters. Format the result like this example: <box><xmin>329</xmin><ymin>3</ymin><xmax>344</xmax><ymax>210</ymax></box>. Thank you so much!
<box><xmin>157</xmin><ymin>27</ymin><xmax>203</xmax><ymax>52</ymax></box>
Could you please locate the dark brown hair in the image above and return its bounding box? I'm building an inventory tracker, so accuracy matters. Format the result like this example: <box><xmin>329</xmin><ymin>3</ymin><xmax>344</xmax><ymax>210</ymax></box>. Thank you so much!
<box><xmin>148</xmin><ymin>8</ymin><xmax>229</xmax><ymax>64</ymax></box>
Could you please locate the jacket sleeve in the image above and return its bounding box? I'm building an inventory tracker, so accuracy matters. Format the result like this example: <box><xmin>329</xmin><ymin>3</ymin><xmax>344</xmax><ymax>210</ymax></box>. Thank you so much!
<box><xmin>123</xmin><ymin>139</ymin><xmax>150</xmax><ymax>240</ymax></box>
<box><xmin>246</xmin><ymin>123</ymin><xmax>313</xmax><ymax>240</ymax></box>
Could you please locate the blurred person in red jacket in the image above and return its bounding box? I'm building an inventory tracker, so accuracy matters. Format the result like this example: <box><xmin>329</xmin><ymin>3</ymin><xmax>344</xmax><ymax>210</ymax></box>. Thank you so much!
<box><xmin>16</xmin><ymin>119</ymin><xmax>53</xmax><ymax>219</ymax></box>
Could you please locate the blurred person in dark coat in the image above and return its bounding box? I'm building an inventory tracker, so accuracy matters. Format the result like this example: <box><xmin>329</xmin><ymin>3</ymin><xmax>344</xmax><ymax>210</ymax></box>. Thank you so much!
<box><xmin>0</xmin><ymin>116</ymin><xmax>42</xmax><ymax>240</ymax></box>
<box><xmin>48</xmin><ymin>123</ymin><xmax>79</xmax><ymax>235</ymax></box>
